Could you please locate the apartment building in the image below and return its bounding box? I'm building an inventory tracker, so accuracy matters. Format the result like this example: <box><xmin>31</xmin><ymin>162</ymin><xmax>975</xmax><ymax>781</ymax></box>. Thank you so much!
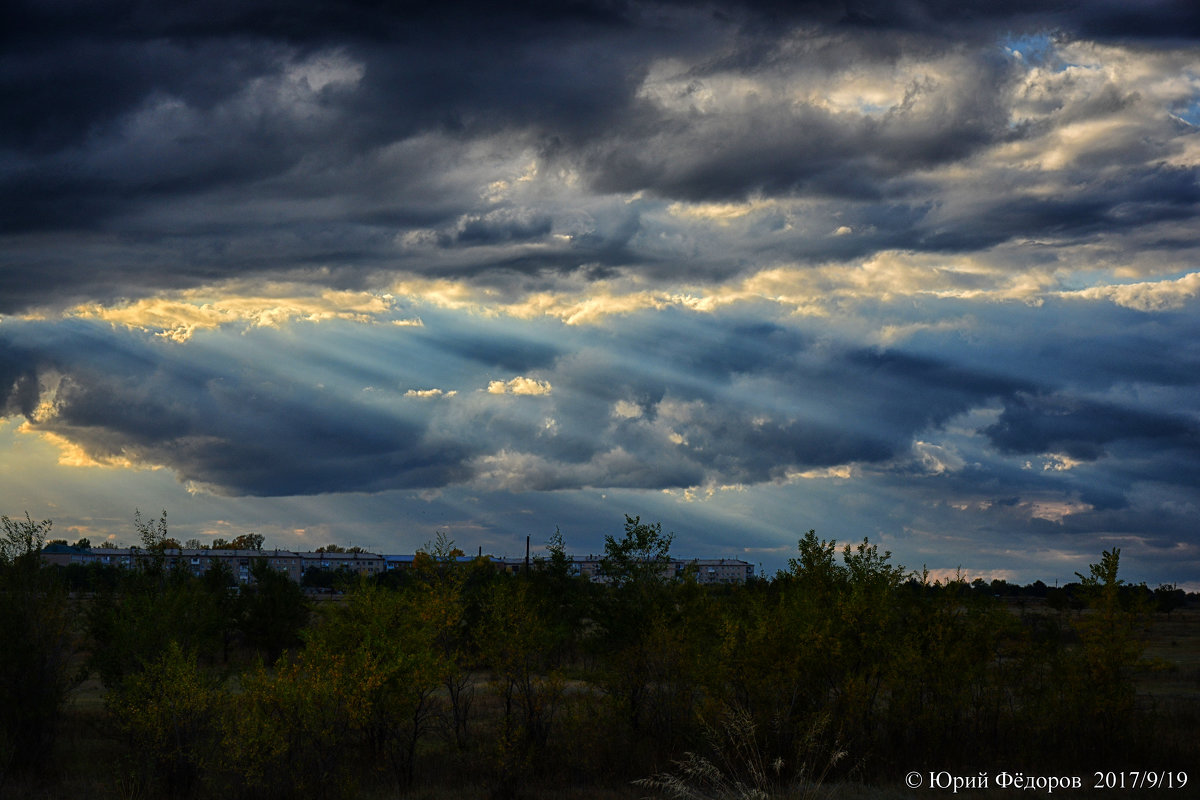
<box><xmin>491</xmin><ymin>554</ymin><xmax>754</xmax><ymax>584</ymax></box>
<box><xmin>42</xmin><ymin>544</ymin><xmax>752</xmax><ymax>585</ymax></box>
<box><xmin>687</xmin><ymin>558</ymin><xmax>756</xmax><ymax>584</ymax></box>
<box><xmin>41</xmin><ymin>544</ymin><xmax>306</xmax><ymax>583</ymax></box>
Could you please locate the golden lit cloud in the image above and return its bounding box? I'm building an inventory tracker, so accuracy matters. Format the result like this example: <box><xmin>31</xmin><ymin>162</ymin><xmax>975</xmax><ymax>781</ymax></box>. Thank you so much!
<box><xmin>785</xmin><ymin>464</ymin><xmax>857</xmax><ymax>480</ymax></box>
<box><xmin>1064</xmin><ymin>271</ymin><xmax>1200</xmax><ymax>311</ymax></box>
<box><xmin>386</xmin><ymin>254</ymin><xmax>1054</xmax><ymax>327</ymax></box>
<box><xmin>912</xmin><ymin>441</ymin><xmax>966</xmax><ymax>475</ymax></box>
<box><xmin>661</xmin><ymin>482</ymin><xmax>747</xmax><ymax>503</ymax></box>
<box><xmin>1041</xmin><ymin>453</ymin><xmax>1084</xmax><ymax>472</ymax></box>
<box><xmin>40</xmin><ymin>250</ymin><xmax>1188</xmax><ymax>353</ymax></box>
<box><xmin>1027</xmin><ymin>499</ymin><xmax>1093</xmax><ymax>523</ymax></box>
<box><xmin>20</xmin><ymin>427</ymin><xmax>154</xmax><ymax>471</ymax></box>
<box><xmin>468</xmin><ymin>449</ymin><xmax>555</xmax><ymax>491</ymax></box>
<box><xmin>404</xmin><ymin>388</ymin><xmax>457</xmax><ymax>399</ymax></box>
<box><xmin>665</xmin><ymin>197</ymin><xmax>779</xmax><ymax>222</ymax></box>
<box><xmin>65</xmin><ymin>283</ymin><xmax>397</xmax><ymax>340</ymax></box>
<box><xmin>612</xmin><ymin>400</ymin><xmax>643</xmax><ymax>419</ymax></box>
<box><xmin>486</xmin><ymin>376</ymin><xmax>552</xmax><ymax>396</ymax></box>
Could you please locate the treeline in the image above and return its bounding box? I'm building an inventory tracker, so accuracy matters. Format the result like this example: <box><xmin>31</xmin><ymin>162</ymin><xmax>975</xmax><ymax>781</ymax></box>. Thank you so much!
<box><xmin>934</xmin><ymin>574</ymin><xmax>1193</xmax><ymax>615</ymax></box>
<box><xmin>1</xmin><ymin>513</ymin><xmax>1196</xmax><ymax>799</ymax></box>
<box><xmin>45</xmin><ymin>508</ymin><xmax>365</xmax><ymax>554</ymax></box>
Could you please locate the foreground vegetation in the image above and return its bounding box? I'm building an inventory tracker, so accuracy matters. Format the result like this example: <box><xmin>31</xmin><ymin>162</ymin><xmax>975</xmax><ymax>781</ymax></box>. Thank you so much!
<box><xmin>1</xmin><ymin>512</ymin><xmax>1197</xmax><ymax>799</ymax></box>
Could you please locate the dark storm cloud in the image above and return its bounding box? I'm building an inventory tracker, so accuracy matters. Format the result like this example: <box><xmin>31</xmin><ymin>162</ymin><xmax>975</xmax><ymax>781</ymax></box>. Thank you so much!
<box><xmin>738</xmin><ymin>0</ymin><xmax>1200</xmax><ymax>41</ymax></box>
<box><xmin>0</xmin><ymin>321</ymin><xmax>475</xmax><ymax>495</ymax></box>
<box><xmin>0</xmin><ymin>340</ymin><xmax>38</xmax><ymax>417</ymax></box>
<box><xmin>413</xmin><ymin>324</ymin><xmax>563</xmax><ymax>373</ymax></box>
<box><xmin>1</xmin><ymin>0</ymin><xmax>680</xmax><ymax>308</ymax></box>
<box><xmin>585</xmin><ymin>54</ymin><xmax>1020</xmax><ymax>203</ymax></box>
<box><xmin>654</xmin><ymin>402</ymin><xmax>896</xmax><ymax>479</ymax></box>
<box><xmin>4</xmin><ymin>0</ymin><xmax>1199</xmax><ymax>312</ymax></box>
<box><xmin>909</xmin><ymin>166</ymin><xmax>1200</xmax><ymax>253</ymax></box>
<box><xmin>894</xmin><ymin>459</ymin><xmax>1198</xmax><ymax>547</ymax></box>
<box><xmin>863</xmin><ymin>296</ymin><xmax>1200</xmax><ymax>527</ymax></box>
<box><xmin>1</xmin><ymin>0</ymin><xmax>640</xmax><ymax>144</ymax></box>
<box><xmin>837</xmin><ymin>348</ymin><xmax>1030</xmax><ymax>428</ymax></box>
<box><xmin>1</xmin><ymin>0</ymin><xmax>655</xmax><ymax>214</ymax></box>
<box><xmin>892</xmin><ymin>297</ymin><xmax>1200</xmax><ymax>401</ymax></box>
<box><xmin>1063</xmin><ymin>0</ymin><xmax>1200</xmax><ymax>40</ymax></box>
<box><xmin>441</xmin><ymin>210</ymin><xmax>555</xmax><ymax>247</ymax></box>
<box><xmin>985</xmin><ymin>392</ymin><xmax>1199</xmax><ymax>461</ymax></box>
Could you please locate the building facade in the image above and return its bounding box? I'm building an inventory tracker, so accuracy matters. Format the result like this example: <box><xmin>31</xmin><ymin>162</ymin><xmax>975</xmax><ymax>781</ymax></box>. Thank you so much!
<box><xmin>42</xmin><ymin>544</ymin><xmax>752</xmax><ymax>585</ymax></box>
<box><xmin>41</xmin><ymin>544</ymin><xmax>384</xmax><ymax>584</ymax></box>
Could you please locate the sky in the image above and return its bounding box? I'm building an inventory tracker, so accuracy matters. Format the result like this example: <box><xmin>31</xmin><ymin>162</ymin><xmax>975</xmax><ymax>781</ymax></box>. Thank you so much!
<box><xmin>3</xmin><ymin>0</ymin><xmax>1200</xmax><ymax>589</ymax></box>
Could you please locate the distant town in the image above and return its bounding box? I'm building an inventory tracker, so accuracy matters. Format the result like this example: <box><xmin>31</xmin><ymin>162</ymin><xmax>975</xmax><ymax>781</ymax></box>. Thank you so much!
<box><xmin>41</xmin><ymin>542</ymin><xmax>755</xmax><ymax>586</ymax></box>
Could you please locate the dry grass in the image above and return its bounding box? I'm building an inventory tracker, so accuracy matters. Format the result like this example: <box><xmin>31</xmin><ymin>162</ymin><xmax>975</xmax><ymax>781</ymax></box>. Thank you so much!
<box><xmin>635</xmin><ymin>706</ymin><xmax>844</xmax><ymax>800</ymax></box>
<box><xmin>1138</xmin><ymin>606</ymin><xmax>1200</xmax><ymax>699</ymax></box>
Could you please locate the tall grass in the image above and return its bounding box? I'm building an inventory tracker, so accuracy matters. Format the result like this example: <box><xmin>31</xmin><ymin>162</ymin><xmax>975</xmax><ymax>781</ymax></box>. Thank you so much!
<box><xmin>636</xmin><ymin>705</ymin><xmax>845</xmax><ymax>800</ymax></box>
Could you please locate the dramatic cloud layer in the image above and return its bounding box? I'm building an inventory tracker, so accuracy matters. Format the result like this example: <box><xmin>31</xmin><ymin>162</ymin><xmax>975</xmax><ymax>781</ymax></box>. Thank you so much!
<box><xmin>2</xmin><ymin>0</ymin><xmax>1199</xmax><ymax>586</ymax></box>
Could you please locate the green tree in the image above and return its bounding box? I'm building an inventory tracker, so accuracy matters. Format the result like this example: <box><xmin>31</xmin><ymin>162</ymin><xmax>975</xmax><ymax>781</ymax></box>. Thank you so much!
<box><xmin>884</xmin><ymin>572</ymin><xmax>1016</xmax><ymax>768</ymax></box>
<box><xmin>542</xmin><ymin>526</ymin><xmax>571</xmax><ymax>576</ymax></box>
<box><xmin>787</xmin><ymin>530</ymin><xmax>841</xmax><ymax>592</ymax></box>
<box><xmin>826</xmin><ymin>538</ymin><xmax>909</xmax><ymax>757</ymax></box>
<box><xmin>1154</xmin><ymin>583</ymin><xmax>1186</xmax><ymax>617</ymax></box>
<box><xmin>481</xmin><ymin>576</ymin><xmax>567</xmax><ymax>797</ymax></box>
<box><xmin>301</xmin><ymin>564</ymin><xmax>355</xmax><ymax>590</ymax></box>
<box><xmin>411</xmin><ymin>531</ymin><xmax>476</xmax><ymax>749</ymax></box>
<box><xmin>88</xmin><ymin>527</ymin><xmax>240</xmax><ymax>690</ymax></box>
<box><xmin>134</xmin><ymin>508</ymin><xmax>170</xmax><ymax>549</ymax></box>
<box><xmin>718</xmin><ymin>532</ymin><xmax>849</xmax><ymax>763</ymax></box>
<box><xmin>591</xmin><ymin>515</ymin><xmax>700</xmax><ymax>756</ymax></box>
<box><xmin>132</xmin><ymin>508</ymin><xmax>173</xmax><ymax>580</ymax></box>
<box><xmin>530</xmin><ymin>527</ymin><xmax>590</xmax><ymax>664</ymax></box>
<box><xmin>600</xmin><ymin>515</ymin><xmax>673</xmax><ymax>587</ymax></box>
<box><xmin>1068</xmin><ymin>548</ymin><xmax>1148</xmax><ymax>740</ymax></box>
<box><xmin>231</xmin><ymin>533</ymin><xmax>265</xmax><ymax>551</ymax></box>
<box><xmin>224</xmin><ymin>647</ymin><xmax>376</xmax><ymax>800</ymax></box>
<box><xmin>237</xmin><ymin>559</ymin><xmax>309</xmax><ymax>662</ymax></box>
<box><xmin>724</xmin><ymin>531</ymin><xmax>916</xmax><ymax>768</ymax></box>
<box><xmin>0</xmin><ymin>511</ymin><xmax>52</xmax><ymax>566</ymax></box>
<box><xmin>198</xmin><ymin>560</ymin><xmax>238</xmax><ymax>663</ymax></box>
<box><xmin>307</xmin><ymin>584</ymin><xmax>444</xmax><ymax>792</ymax></box>
<box><xmin>106</xmin><ymin>641</ymin><xmax>221</xmax><ymax>796</ymax></box>
<box><xmin>88</xmin><ymin>572</ymin><xmax>230</xmax><ymax>689</ymax></box>
<box><xmin>209</xmin><ymin>533</ymin><xmax>264</xmax><ymax>550</ymax></box>
<box><xmin>0</xmin><ymin>514</ymin><xmax>81</xmax><ymax>782</ymax></box>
